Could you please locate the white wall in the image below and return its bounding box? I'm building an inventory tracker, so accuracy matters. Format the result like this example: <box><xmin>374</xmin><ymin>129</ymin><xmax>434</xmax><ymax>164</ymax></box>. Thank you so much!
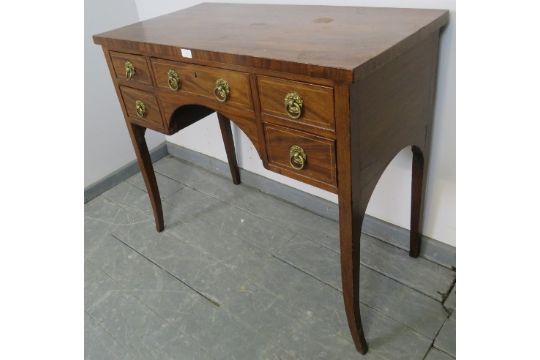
<box><xmin>132</xmin><ymin>0</ymin><xmax>456</xmax><ymax>246</ymax></box>
<box><xmin>84</xmin><ymin>0</ymin><xmax>165</xmax><ymax>187</ymax></box>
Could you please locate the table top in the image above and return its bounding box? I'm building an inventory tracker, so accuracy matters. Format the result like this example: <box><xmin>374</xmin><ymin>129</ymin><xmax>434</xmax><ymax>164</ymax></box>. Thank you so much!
<box><xmin>94</xmin><ymin>3</ymin><xmax>448</xmax><ymax>81</ymax></box>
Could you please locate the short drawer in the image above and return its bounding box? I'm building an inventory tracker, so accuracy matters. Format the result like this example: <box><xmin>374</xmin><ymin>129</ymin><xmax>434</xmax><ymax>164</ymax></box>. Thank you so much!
<box><xmin>151</xmin><ymin>59</ymin><xmax>253</xmax><ymax>110</ymax></box>
<box><xmin>110</xmin><ymin>52</ymin><xmax>152</xmax><ymax>85</ymax></box>
<box><xmin>258</xmin><ymin>76</ymin><xmax>334</xmax><ymax>131</ymax></box>
<box><xmin>265</xmin><ymin>124</ymin><xmax>336</xmax><ymax>189</ymax></box>
<box><xmin>119</xmin><ymin>86</ymin><xmax>163</xmax><ymax>127</ymax></box>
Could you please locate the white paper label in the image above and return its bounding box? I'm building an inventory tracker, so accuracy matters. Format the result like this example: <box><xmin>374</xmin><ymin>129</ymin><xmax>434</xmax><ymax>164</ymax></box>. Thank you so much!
<box><xmin>180</xmin><ymin>48</ymin><xmax>192</xmax><ymax>58</ymax></box>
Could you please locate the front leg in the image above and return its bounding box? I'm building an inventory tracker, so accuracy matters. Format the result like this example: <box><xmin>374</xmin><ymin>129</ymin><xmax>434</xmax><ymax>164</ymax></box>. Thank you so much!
<box><xmin>126</xmin><ymin>121</ymin><xmax>164</xmax><ymax>232</ymax></box>
<box><xmin>335</xmin><ymin>83</ymin><xmax>368</xmax><ymax>354</ymax></box>
<box><xmin>338</xmin><ymin>170</ymin><xmax>368</xmax><ymax>354</ymax></box>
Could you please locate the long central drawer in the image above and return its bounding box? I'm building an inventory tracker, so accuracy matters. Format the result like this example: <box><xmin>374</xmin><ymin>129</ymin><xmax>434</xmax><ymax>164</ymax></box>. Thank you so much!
<box><xmin>151</xmin><ymin>59</ymin><xmax>253</xmax><ymax>110</ymax></box>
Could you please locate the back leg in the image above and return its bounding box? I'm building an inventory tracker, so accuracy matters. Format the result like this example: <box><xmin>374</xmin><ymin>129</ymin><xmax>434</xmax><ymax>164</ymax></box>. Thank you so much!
<box><xmin>217</xmin><ymin>113</ymin><xmax>241</xmax><ymax>185</ymax></box>
<box><xmin>410</xmin><ymin>146</ymin><xmax>426</xmax><ymax>257</ymax></box>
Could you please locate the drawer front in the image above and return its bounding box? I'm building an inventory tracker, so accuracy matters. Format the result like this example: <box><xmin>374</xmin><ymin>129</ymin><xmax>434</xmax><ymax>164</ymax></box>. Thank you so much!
<box><xmin>151</xmin><ymin>59</ymin><xmax>253</xmax><ymax>110</ymax></box>
<box><xmin>120</xmin><ymin>86</ymin><xmax>163</xmax><ymax>127</ymax></box>
<box><xmin>110</xmin><ymin>52</ymin><xmax>152</xmax><ymax>85</ymax></box>
<box><xmin>258</xmin><ymin>76</ymin><xmax>334</xmax><ymax>131</ymax></box>
<box><xmin>265</xmin><ymin>124</ymin><xmax>336</xmax><ymax>188</ymax></box>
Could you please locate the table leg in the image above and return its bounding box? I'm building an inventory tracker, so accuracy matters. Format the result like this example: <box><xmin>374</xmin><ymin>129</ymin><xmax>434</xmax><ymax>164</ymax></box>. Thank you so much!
<box><xmin>217</xmin><ymin>113</ymin><xmax>241</xmax><ymax>185</ymax></box>
<box><xmin>409</xmin><ymin>146</ymin><xmax>426</xmax><ymax>257</ymax></box>
<box><xmin>338</xmin><ymin>169</ymin><xmax>368</xmax><ymax>354</ymax></box>
<box><xmin>126</xmin><ymin>121</ymin><xmax>164</xmax><ymax>232</ymax></box>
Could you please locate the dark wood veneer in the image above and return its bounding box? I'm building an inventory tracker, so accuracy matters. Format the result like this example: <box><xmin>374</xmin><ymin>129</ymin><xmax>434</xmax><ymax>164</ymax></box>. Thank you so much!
<box><xmin>94</xmin><ymin>3</ymin><xmax>448</xmax><ymax>354</ymax></box>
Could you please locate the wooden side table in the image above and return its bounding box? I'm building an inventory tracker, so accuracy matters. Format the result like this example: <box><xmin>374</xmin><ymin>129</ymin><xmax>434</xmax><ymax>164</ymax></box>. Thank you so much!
<box><xmin>94</xmin><ymin>3</ymin><xmax>448</xmax><ymax>354</ymax></box>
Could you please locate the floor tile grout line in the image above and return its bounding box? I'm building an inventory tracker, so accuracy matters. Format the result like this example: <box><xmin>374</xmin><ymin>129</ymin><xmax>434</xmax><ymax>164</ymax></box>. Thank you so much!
<box><xmin>432</xmin><ymin>345</ymin><xmax>456</xmax><ymax>359</ymax></box>
<box><xmin>155</xmin><ymin>156</ymin><xmax>456</xmax><ymax>267</ymax></box>
<box><xmin>85</xmin><ymin>261</ymin><xmax>215</xmax><ymax>360</ymax></box>
<box><xmin>155</xmin><ymin>170</ymin><xmax>297</xmax><ymax>226</ymax></box>
<box><xmin>85</xmin><ymin>308</ymin><xmax>163</xmax><ymax>359</ymax></box>
<box><xmin>105</xmin><ymin>160</ymin><xmax>453</xmax><ymax>346</ymax></box>
<box><xmin>301</xmin><ymin>233</ymin><xmax>455</xmax><ymax>301</ymax></box>
<box><xmin>126</xmin><ymin>172</ymin><xmax>185</xmax><ymax>200</ymax></box>
<box><xmin>154</xmin><ymin>164</ymin><xmax>343</xmax><ymax>236</ymax></box>
<box><xmin>107</xmin><ymin>221</ymin><xmax>348</xmax><ymax>358</ymax></box>
<box><xmin>441</xmin><ymin>281</ymin><xmax>456</xmax><ymax>314</ymax></box>
<box><xmin>105</xmin><ymin>212</ymin><xmax>317</xmax><ymax>358</ymax></box>
<box><xmin>210</xmin><ymin>247</ymin><xmax>358</xmax><ymax>352</ymax></box>
<box><xmin>276</xmin><ymin>233</ymin><xmax>450</xmax><ymax>304</ymax></box>
<box><xmin>156</xmin><ymin>220</ymin><xmax>229</xmax><ymax>264</ymax></box>
<box><xmin>109</xmin><ymin>233</ymin><xmax>221</xmax><ymax>307</ymax></box>
<box><xmin>193</xmin><ymin>283</ymin><xmax>315</xmax><ymax>360</ymax></box>
<box><xmin>360</xmin><ymin>231</ymin><xmax>457</xmax><ymax>271</ymax></box>
<box><xmin>154</xmin><ymin>170</ymin><xmax>318</xmax><ymax>256</ymax></box>
<box><xmin>422</xmin><ymin>347</ymin><xmax>431</xmax><ymax>360</ymax></box>
<box><xmin>155</xmin><ymin>216</ymin><xmax>285</xmax><ymax>275</ymax></box>
<box><xmin>155</xmin><ymin>159</ymin><xmax>455</xmax><ymax>272</ymax></box>
<box><xmin>92</xmin><ymin>175</ymin><xmax>451</xmax><ymax>321</ymax></box>
<box><xmin>85</xmin><ymin>310</ymin><xmax>138</xmax><ymax>356</ymax></box>
<box><xmin>271</xmin><ymin>252</ymin><xmax>447</xmax><ymax>341</ymax></box>
<box><xmin>156</xmin><ymin>166</ymin><xmax>452</xmax><ymax>302</ymax></box>
<box><xmin>359</xmin><ymin>261</ymin><xmax>449</xmax><ymax>303</ymax></box>
<box><xmin>89</xmin><ymin>241</ymin><xmax>432</xmax><ymax>359</ymax></box>
<box><xmin>86</xmin><ymin>179</ymin><xmax>454</xmax><ymax>357</ymax></box>
<box><xmin>156</xmin><ymin>168</ymin><xmax>411</xmax><ymax>277</ymax></box>
<box><xmin>423</xmin><ymin>309</ymin><xmax>455</xmax><ymax>360</ymax></box>
<box><xmin>129</xmin><ymin>215</ymin><xmax>436</xmax><ymax>346</ymax></box>
<box><xmin>271</xmin><ymin>253</ymin><xmax>343</xmax><ymax>292</ymax></box>
<box><xmin>86</xmin><ymin>257</ymin><xmax>174</xmax><ymax>324</ymax></box>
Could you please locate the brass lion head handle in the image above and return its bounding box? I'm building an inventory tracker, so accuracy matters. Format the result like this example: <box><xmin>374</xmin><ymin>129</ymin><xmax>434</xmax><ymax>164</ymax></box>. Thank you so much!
<box><xmin>167</xmin><ymin>69</ymin><xmax>180</xmax><ymax>91</ymax></box>
<box><xmin>135</xmin><ymin>100</ymin><xmax>146</xmax><ymax>118</ymax></box>
<box><xmin>124</xmin><ymin>61</ymin><xmax>135</xmax><ymax>80</ymax></box>
<box><xmin>289</xmin><ymin>145</ymin><xmax>306</xmax><ymax>170</ymax></box>
<box><xmin>214</xmin><ymin>79</ymin><xmax>230</xmax><ymax>102</ymax></box>
<box><xmin>284</xmin><ymin>91</ymin><xmax>303</xmax><ymax>119</ymax></box>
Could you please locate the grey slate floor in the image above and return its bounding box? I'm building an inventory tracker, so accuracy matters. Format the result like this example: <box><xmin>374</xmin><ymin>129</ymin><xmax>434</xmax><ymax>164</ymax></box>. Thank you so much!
<box><xmin>85</xmin><ymin>156</ymin><xmax>456</xmax><ymax>360</ymax></box>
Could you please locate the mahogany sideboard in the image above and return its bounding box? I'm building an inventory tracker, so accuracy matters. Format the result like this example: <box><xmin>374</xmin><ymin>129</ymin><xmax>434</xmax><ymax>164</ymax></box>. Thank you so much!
<box><xmin>93</xmin><ymin>3</ymin><xmax>448</xmax><ymax>354</ymax></box>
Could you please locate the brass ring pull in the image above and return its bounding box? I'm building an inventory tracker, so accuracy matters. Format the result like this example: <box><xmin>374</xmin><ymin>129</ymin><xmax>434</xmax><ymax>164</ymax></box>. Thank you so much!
<box><xmin>135</xmin><ymin>100</ymin><xmax>146</xmax><ymax>118</ymax></box>
<box><xmin>125</xmin><ymin>61</ymin><xmax>135</xmax><ymax>80</ymax></box>
<box><xmin>214</xmin><ymin>79</ymin><xmax>230</xmax><ymax>103</ymax></box>
<box><xmin>284</xmin><ymin>91</ymin><xmax>303</xmax><ymax>119</ymax></box>
<box><xmin>289</xmin><ymin>145</ymin><xmax>306</xmax><ymax>170</ymax></box>
<box><xmin>167</xmin><ymin>69</ymin><xmax>180</xmax><ymax>91</ymax></box>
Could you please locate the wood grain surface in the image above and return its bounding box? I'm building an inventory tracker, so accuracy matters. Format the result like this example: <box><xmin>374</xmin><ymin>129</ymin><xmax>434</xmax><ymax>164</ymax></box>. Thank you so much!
<box><xmin>94</xmin><ymin>3</ymin><xmax>448</xmax><ymax>81</ymax></box>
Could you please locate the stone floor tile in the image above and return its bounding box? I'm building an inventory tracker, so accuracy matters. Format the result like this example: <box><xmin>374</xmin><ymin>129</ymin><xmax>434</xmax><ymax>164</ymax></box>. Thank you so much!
<box><xmin>274</xmin><ymin>234</ymin><xmax>448</xmax><ymax>339</ymax></box>
<box><xmin>359</xmin><ymin>234</ymin><xmax>455</xmax><ymax>301</ymax></box>
<box><xmin>84</xmin><ymin>260</ymin><xmax>117</xmax><ymax>313</ymax></box>
<box><xmin>127</xmin><ymin>171</ymin><xmax>184</xmax><ymax>200</ymax></box>
<box><xmin>85</xmin><ymin>312</ymin><xmax>136</xmax><ymax>360</ymax></box>
<box><xmin>154</xmin><ymin>156</ymin><xmax>244</xmax><ymax>202</ymax></box>
<box><xmin>425</xmin><ymin>347</ymin><xmax>455</xmax><ymax>360</ymax></box>
<box><xmin>434</xmin><ymin>311</ymin><xmax>456</xmax><ymax>357</ymax></box>
<box><xmin>85</xmin><ymin>157</ymin><xmax>456</xmax><ymax>359</ymax></box>
<box><xmin>444</xmin><ymin>285</ymin><xmax>456</xmax><ymax>313</ymax></box>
